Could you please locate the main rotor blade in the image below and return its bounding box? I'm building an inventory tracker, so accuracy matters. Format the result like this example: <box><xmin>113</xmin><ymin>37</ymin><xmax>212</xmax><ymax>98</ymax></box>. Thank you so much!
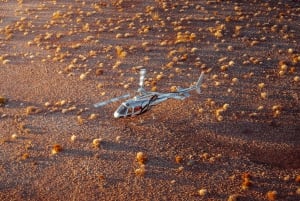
<box><xmin>139</xmin><ymin>69</ymin><xmax>146</xmax><ymax>90</ymax></box>
<box><xmin>94</xmin><ymin>94</ymin><xmax>130</xmax><ymax>108</ymax></box>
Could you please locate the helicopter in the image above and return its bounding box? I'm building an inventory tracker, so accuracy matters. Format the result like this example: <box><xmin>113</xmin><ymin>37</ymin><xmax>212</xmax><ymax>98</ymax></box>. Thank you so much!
<box><xmin>94</xmin><ymin>68</ymin><xmax>204</xmax><ymax>118</ymax></box>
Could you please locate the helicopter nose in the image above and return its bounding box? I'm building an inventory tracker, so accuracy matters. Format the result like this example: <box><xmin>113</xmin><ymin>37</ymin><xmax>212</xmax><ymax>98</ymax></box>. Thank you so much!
<box><xmin>114</xmin><ymin>111</ymin><xmax>120</xmax><ymax>118</ymax></box>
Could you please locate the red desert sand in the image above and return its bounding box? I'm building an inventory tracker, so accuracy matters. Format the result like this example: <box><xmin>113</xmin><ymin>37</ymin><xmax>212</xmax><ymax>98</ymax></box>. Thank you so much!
<box><xmin>0</xmin><ymin>0</ymin><xmax>299</xmax><ymax>200</ymax></box>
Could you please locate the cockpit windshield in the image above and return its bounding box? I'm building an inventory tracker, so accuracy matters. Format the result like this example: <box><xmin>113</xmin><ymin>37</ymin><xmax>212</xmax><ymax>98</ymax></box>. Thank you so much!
<box><xmin>114</xmin><ymin>102</ymin><xmax>143</xmax><ymax>118</ymax></box>
<box><xmin>116</xmin><ymin>104</ymin><xmax>128</xmax><ymax>115</ymax></box>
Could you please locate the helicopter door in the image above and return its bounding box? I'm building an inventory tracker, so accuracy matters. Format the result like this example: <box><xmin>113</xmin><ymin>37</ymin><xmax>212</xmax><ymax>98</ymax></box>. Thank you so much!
<box><xmin>133</xmin><ymin>106</ymin><xmax>142</xmax><ymax>115</ymax></box>
<box><xmin>127</xmin><ymin>106</ymin><xmax>142</xmax><ymax>116</ymax></box>
<box><xmin>127</xmin><ymin>107</ymin><xmax>133</xmax><ymax>116</ymax></box>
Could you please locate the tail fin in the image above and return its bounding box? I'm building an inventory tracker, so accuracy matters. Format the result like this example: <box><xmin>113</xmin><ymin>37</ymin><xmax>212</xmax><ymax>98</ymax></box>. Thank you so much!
<box><xmin>195</xmin><ymin>72</ymin><xmax>204</xmax><ymax>94</ymax></box>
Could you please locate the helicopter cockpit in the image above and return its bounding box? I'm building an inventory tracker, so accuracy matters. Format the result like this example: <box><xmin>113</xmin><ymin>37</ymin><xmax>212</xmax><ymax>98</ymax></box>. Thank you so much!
<box><xmin>114</xmin><ymin>102</ymin><xmax>143</xmax><ymax>118</ymax></box>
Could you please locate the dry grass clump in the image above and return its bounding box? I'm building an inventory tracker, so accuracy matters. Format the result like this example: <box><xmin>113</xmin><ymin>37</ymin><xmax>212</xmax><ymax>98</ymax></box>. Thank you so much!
<box><xmin>0</xmin><ymin>138</ymin><xmax>9</xmax><ymax>145</ymax></box>
<box><xmin>25</xmin><ymin>141</ymin><xmax>33</xmax><ymax>150</ymax></box>
<box><xmin>0</xmin><ymin>95</ymin><xmax>8</xmax><ymax>106</ymax></box>
<box><xmin>44</xmin><ymin>102</ymin><xmax>51</xmax><ymax>107</ymax></box>
<box><xmin>295</xmin><ymin>175</ymin><xmax>300</xmax><ymax>183</ymax></box>
<box><xmin>291</xmin><ymin>54</ymin><xmax>300</xmax><ymax>64</ymax></box>
<box><xmin>231</xmin><ymin>77</ymin><xmax>238</xmax><ymax>84</ymax></box>
<box><xmin>2</xmin><ymin>58</ymin><xmax>11</xmax><ymax>64</ymax></box>
<box><xmin>151</xmin><ymin>11</ymin><xmax>160</xmax><ymax>21</ymax></box>
<box><xmin>52</xmin><ymin>11</ymin><xmax>63</xmax><ymax>20</ymax></box>
<box><xmin>89</xmin><ymin>113</ymin><xmax>98</xmax><ymax>120</ymax></box>
<box><xmin>134</xmin><ymin>164</ymin><xmax>146</xmax><ymax>177</ymax></box>
<box><xmin>296</xmin><ymin>187</ymin><xmax>300</xmax><ymax>195</ymax></box>
<box><xmin>175</xmin><ymin>155</ymin><xmax>183</xmax><ymax>164</ymax></box>
<box><xmin>51</xmin><ymin>144</ymin><xmax>62</xmax><ymax>155</ymax></box>
<box><xmin>95</xmin><ymin>68</ymin><xmax>104</xmax><ymax>76</ymax></box>
<box><xmin>277</xmin><ymin>61</ymin><xmax>289</xmax><ymax>76</ymax></box>
<box><xmin>92</xmin><ymin>138</ymin><xmax>102</xmax><ymax>148</ymax></box>
<box><xmin>170</xmin><ymin>86</ymin><xmax>177</xmax><ymax>92</ymax></box>
<box><xmin>151</xmin><ymin>86</ymin><xmax>157</xmax><ymax>92</ymax></box>
<box><xmin>77</xmin><ymin>115</ymin><xmax>84</xmax><ymax>125</ymax></box>
<box><xmin>214</xmin><ymin>103</ymin><xmax>229</xmax><ymax>122</ymax></box>
<box><xmin>115</xmin><ymin>46</ymin><xmax>127</xmax><ymax>59</ymax></box>
<box><xmin>115</xmin><ymin>136</ymin><xmax>121</xmax><ymax>143</ymax></box>
<box><xmin>156</xmin><ymin>73</ymin><xmax>164</xmax><ymax>81</ymax></box>
<box><xmin>113</xmin><ymin>60</ymin><xmax>122</xmax><ymax>69</ymax></box>
<box><xmin>70</xmin><ymin>134</ymin><xmax>77</xmax><ymax>142</ymax></box>
<box><xmin>21</xmin><ymin>153</ymin><xmax>29</xmax><ymax>160</ymax></box>
<box><xmin>136</xmin><ymin>152</ymin><xmax>147</xmax><ymax>165</ymax></box>
<box><xmin>228</xmin><ymin>194</ymin><xmax>240</xmax><ymax>201</ymax></box>
<box><xmin>138</xmin><ymin>25</ymin><xmax>150</xmax><ymax>34</ymax></box>
<box><xmin>260</xmin><ymin>92</ymin><xmax>268</xmax><ymax>99</ymax></box>
<box><xmin>272</xmin><ymin>105</ymin><xmax>282</xmax><ymax>118</ymax></box>
<box><xmin>176</xmin><ymin>166</ymin><xmax>184</xmax><ymax>173</ymax></box>
<box><xmin>134</xmin><ymin>151</ymin><xmax>147</xmax><ymax>177</ymax></box>
<box><xmin>55</xmin><ymin>100</ymin><xmax>67</xmax><ymax>107</ymax></box>
<box><xmin>200</xmin><ymin>153</ymin><xmax>209</xmax><ymax>160</ymax></box>
<box><xmin>266</xmin><ymin>190</ymin><xmax>277</xmax><ymax>201</ymax></box>
<box><xmin>200</xmin><ymin>152</ymin><xmax>222</xmax><ymax>163</ymax></box>
<box><xmin>227</xmin><ymin>45</ymin><xmax>234</xmax><ymax>51</ymax></box>
<box><xmin>241</xmin><ymin>172</ymin><xmax>253</xmax><ymax>190</ymax></box>
<box><xmin>198</xmin><ymin>188</ymin><xmax>207</xmax><ymax>196</ymax></box>
<box><xmin>11</xmin><ymin>133</ymin><xmax>18</xmax><ymax>140</ymax></box>
<box><xmin>258</xmin><ymin>82</ymin><xmax>265</xmax><ymax>89</ymax></box>
<box><xmin>175</xmin><ymin>31</ymin><xmax>196</xmax><ymax>44</ymax></box>
<box><xmin>25</xmin><ymin>106</ymin><xmax>41</xmax><ymax>115</ymax></box>
<box><xmin>208</xmin><ymin>24</ymin><xmax>226</xmax><ymax>39</ymax></box>
<box><xmin>79</xmin><ymin>72</ymin><xmax>88</xmax><ymax>80</ymax></box>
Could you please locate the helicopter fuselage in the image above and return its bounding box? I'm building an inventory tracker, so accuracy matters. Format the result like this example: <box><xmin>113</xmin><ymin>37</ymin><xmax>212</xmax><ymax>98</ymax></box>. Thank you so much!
<box><xmin>113</xmin><ymin>89</ymin><xmax>193</xmax><ymax>118</ymax></box>
<box><xmin>94</xmin><ymin>69</ymin><xmax>204</xmax><ymax>118</ymax></box>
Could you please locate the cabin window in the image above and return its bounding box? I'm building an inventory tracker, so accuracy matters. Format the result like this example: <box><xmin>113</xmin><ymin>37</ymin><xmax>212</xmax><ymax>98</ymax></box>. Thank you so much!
<box><xmin>127</xmin><ymin>107</ymin><xmax>133</xmax><ymax>115</ymax></box>
<box><xmin>134</xmin><ymin>106</ymin><xmax>142</xmax><ymax>113</ymax></box>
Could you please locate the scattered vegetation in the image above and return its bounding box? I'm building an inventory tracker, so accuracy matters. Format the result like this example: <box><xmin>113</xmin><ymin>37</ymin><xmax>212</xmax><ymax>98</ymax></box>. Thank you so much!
<box><xmin>0</xmin><ymin>0</ymin><xmax>299</xmax><ymax>200</ymax></box>
<box><xmin>241</xmin><ymin>172</ymin><xmax>253</xmax><ymax>190</ymax></box>
<box><xmin>266</xmin><ymin>190</ymin><xmax>278</xmax><ymax>201</ymax></box>
<box><xmin>0</xmin><ymin>95</ymin><xmax>8</xmax><ymax>106</ymax></box>
<box><xmin>92</xmin><ymin>138</ymin><xmax>102</xmax><ymax>148</ymax></box>
<box><xmin>51</xmin><ymin>144</ymin><xmax>62</xmax><ymax>155</ymax></box>
<box><xmin>136</xmin><ymin>152</ymin><xmax>147</xmax><ymax>165</ymax></box>
<box><xmin>25</xmin><ymin>106</ymin><xmax>41</xmax><ymax>115</ymax></box>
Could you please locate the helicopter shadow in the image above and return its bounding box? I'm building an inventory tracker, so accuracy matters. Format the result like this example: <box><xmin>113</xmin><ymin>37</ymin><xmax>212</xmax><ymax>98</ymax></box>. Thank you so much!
<box><xmin>1</xmin><ymin>99</ymin><xmax>43</xmax><ymax>110</ymax></box>
<box><xmin>146</xmin><ymin>155</ymin><xmax>178</xmax><ymax>170</ymax></box>
<box><xmin>61</xmin><ymin>148</ymin><xmax>95</xmax><ymax>158</ymax></box>
<box><xmin>101</xmin><ymin>140</ymin><xmax>146</xmax><ymax>153</ymax></box>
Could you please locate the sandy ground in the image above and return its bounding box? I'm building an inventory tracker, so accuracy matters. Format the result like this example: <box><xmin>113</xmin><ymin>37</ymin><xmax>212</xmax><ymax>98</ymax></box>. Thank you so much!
<box><xmin>0</xmin><ymin>0</ymin><xmax>299</xmax><ymax>200</ymax></box>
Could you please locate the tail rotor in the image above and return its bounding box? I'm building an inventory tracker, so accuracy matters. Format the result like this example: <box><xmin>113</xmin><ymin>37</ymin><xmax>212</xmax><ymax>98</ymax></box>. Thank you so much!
<box><xmin>196</xmin><ymin>72</ymin><xmax>204</xmax><ymax>94</ymax></box>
